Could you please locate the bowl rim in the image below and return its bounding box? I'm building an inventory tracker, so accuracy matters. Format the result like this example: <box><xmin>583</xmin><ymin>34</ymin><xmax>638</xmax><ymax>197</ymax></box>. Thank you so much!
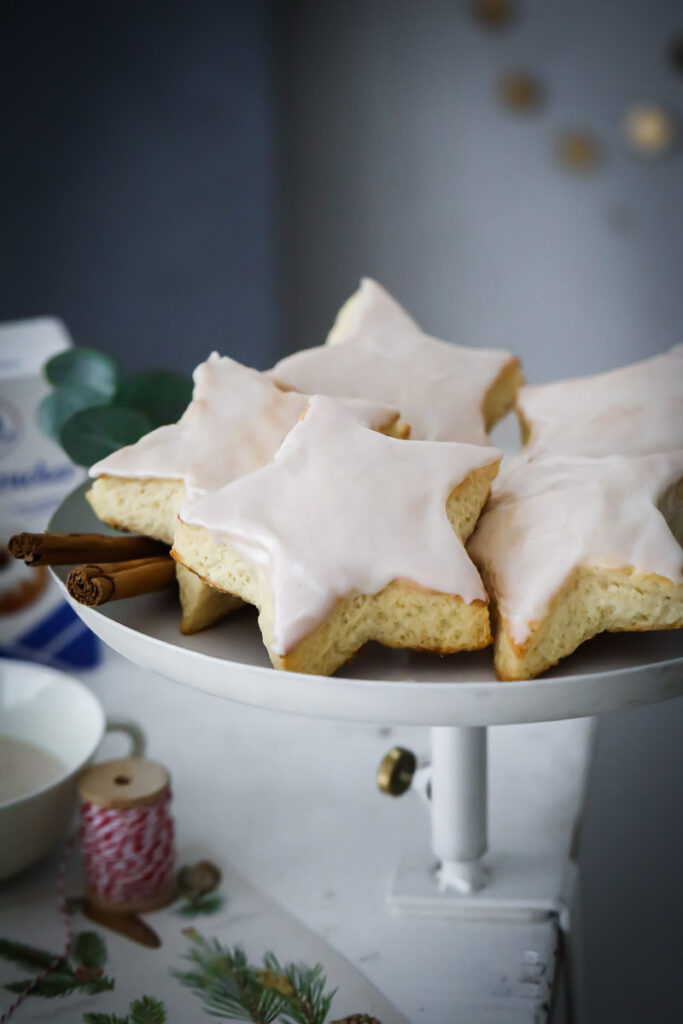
<box><xmin>0</xmin><ymin>658</ymin><xmax>105</xmax><ymax>810</ymax></box>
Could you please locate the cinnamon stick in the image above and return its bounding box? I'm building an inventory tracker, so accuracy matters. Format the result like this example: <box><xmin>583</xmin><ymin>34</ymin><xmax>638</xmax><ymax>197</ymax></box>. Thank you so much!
<box><xmin>9</xmin><ymin>532</ymin><xmax>167</xmax><ymax>567</ymax></box>
<box><xmin>66</xmin><ymin>556</ymin><xmax>175</xmax><ymax>607</ymax></box>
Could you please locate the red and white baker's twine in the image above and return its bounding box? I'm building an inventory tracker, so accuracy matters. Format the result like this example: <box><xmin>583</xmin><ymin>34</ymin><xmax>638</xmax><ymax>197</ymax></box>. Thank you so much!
<box><xmin>0</xmin><ymin>834</ymin><xmax>74</xmax><ymax>1023</ymax></box>
<box><xmin>1</xmin><ymin>793</ymin><xmax>175</xmax><ymax>1021</ymax></box>
<box><xmin>81</xmin><ymin>790</ymin><xmax>175</xmax><ymax>907</ymax></box>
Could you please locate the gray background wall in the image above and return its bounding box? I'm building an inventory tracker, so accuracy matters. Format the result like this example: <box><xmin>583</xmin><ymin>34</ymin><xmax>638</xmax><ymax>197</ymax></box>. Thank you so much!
<box><xmin>0</xmin><ymin>0</ymin><xmax>277</xmax><ymax>371</ymax></box>
<box><xmin>279</xmin><ymin>0</ymin><xmax>682</xmax><ymax>379</ymax></box>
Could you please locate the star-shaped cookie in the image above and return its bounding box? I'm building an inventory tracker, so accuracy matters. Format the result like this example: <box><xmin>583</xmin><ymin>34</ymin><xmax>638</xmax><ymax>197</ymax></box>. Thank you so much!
<box><xmin>88</xmin><ymin>354</ymin><xmax>402</xmax><ymax>633</ymax></box>
<box><xmin>90</xmin><ymin>353</ymin><xmax>402</xmax><ymax>504</ymax></box>
<box><xmin>173</xmin><ymin>396</ymin><xmax>502</xmax><ymax>675</ymax></box>
<box><xmin>271</xmin><ymin>278</ymin><xmax>522</xmax><ymax>444</ymax></box>
<box><xmin>469</xmin><ymin>452</ymin><xmax>683</xmax><ymax>680</ymax></box>
<box><xmin>516</xmin><ymin>344</ymin><xmax>683</xmax><ymax>458</ymax></box>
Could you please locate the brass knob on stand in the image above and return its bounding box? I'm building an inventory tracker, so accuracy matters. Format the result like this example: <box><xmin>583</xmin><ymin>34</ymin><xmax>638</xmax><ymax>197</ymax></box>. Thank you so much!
<box><xmin>377</xmin><ymin>746</ymin><xmax>417</xmax><ymax>797</ymax></box>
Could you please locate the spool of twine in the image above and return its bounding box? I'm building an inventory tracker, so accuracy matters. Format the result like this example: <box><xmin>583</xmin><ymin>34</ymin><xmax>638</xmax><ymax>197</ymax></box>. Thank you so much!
<box><xmin>78</xmin><ymin>758</ymin><xmax>177</xmax><ymax>913</ymax></box>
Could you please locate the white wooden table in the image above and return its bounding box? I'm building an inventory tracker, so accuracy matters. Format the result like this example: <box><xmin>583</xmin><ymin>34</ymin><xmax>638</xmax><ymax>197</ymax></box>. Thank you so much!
<box><xmin>63</xmin><ymin>647</ymin><xmax>593</xmax><ymax>1023</ymax></box>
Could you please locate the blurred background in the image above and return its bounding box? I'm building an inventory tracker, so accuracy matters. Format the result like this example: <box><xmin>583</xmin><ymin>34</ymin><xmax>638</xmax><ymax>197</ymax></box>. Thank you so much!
<box><xmin>2</xmin><ymin>1</ymin><xmax>682</xmax><ymax>1020</ymax></box>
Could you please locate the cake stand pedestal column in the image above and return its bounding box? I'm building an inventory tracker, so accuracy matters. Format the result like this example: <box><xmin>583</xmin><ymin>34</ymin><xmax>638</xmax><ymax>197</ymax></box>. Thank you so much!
<box><xmin>430</xmin><ymin>725</ymin><xmax>488</xmax><ymax>894</ymax></box>
<box><xmin>388</xmin><ymin>721</ymin><xmax>583</xmax><ymax>925</ymax></box>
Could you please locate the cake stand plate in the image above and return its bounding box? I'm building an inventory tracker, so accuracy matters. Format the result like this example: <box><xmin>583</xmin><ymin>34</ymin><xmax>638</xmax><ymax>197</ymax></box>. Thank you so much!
<box><xmin>49</xmin><ymin>485</ymin><xmax>683</xmax><ymax>921</ymax></box>
<box><xmin>49</xmin><ymin>486</ymin><xmax>683</xmax><ymax>729</ymax></box>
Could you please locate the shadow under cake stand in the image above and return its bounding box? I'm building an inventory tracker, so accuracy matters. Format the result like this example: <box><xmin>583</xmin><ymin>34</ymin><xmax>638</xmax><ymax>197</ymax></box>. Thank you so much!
<box><xmin>51</xmin><ymin>485</ymin><xmax>683</xmax><ymax>923</ymax></box>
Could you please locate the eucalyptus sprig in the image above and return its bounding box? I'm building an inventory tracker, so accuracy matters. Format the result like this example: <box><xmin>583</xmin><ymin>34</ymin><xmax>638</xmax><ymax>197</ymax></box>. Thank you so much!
<box><xmin>39</xmin><ymin>347</ymin><xmax>192</xmax><ymax>466</ymax></box>
<box><xmin>174</xmin><ymin>930</ymin><xmax>336</xmax><ymax>1024</ymax></box>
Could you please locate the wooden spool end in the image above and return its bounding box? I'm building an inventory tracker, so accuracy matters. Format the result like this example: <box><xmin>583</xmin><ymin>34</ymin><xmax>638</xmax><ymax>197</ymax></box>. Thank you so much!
<box><xmin>78</xmin><ymin>757</ymin><xmax>169</xmax><ymax>810</ymax></box>
<box><xmin>85</xmin><ymin>878</ymin><xmax>178</xmax><ymax>916</ymax></box>
<box><xmin>78</xmin><ymin>757</ymin><xmax>177</xmax><ymax>914</ymax></box>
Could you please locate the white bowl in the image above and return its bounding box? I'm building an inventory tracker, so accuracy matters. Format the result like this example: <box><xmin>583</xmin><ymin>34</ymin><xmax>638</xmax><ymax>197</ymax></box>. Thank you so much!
<box><xmin>0</xmin><ymin>659</ymin><xmax>143</xmax><ymax>880</ymax></box>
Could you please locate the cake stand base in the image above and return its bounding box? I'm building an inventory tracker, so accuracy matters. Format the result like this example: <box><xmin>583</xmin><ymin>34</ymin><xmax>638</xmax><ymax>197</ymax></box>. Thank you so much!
<box><xmin>389</xmin><ymin>853</ymin><xmax>575</xmax><ymax>927</ymax></box>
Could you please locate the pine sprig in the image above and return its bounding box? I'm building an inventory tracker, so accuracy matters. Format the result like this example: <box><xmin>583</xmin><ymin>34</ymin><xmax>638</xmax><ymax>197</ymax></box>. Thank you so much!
<box><xmin>262</xmin><ymin>955</ymin><xmax>335</xmax><ymax>1024</ymax></box>
<box><xmin>0</xmin><ymin>929</ymin><xmax>114</xmax><ymax>1000</ymax></box>
<box><xmin>74</xmin><ymin>932</ymin><xmax>108</xmax><ymax>969</ymax></box>
<box><xmin>175</xmin><ymin>933</ymin><xmax>283</xmax><ymax>1023</ymax></box>
<box><xmin>82</xmin><ymin>974</ymin><xmax>117</xmax><ymax>996</ymax></box>
<box><xmin>0</xmin><ymin>938</ymin><xmax>58</xmax><ymax>972</ymax></box>
<box><xmin>83</xmin><ymin>994</ymin><xmax>167</xmax><ymax>1024</ymax></box>
<box><xmin>4</xmin><ymin>971</ymin><xmax>82</xmax><ymax>999</ymax></box>
<box><xmin>130</xmin><ymin>995</ymin><xmax>168</xmax><ymax>1024</ymax></box>
<box><xmin>174</xmin><ymin>931</ymin><xmax>337</xmax><ymax>1023</ymax></box>
<box><xmin>83</xmin><ymin>1014</ymin><xmax>128</xmax><ymax>1024</ymax></box>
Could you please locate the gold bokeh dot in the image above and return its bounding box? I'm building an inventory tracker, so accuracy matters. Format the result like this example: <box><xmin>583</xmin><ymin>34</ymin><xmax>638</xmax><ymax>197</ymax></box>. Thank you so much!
<box><xmin>557</xmin><ymin>131</ymin><xmax>602</xmax><ymax>172</ymax></box>
<box><xmin>471</xmin><ymin>0</ymin><xmax>515</xmax><ymax>30</ymax></box>
<box><xmin>498</xmin><ymin>71</ymin><xmax>544</xmax><ymax>112</ymax></box>
<box><xmin>623</xmin><ymin>104</ymin><xmax>678</xmax><ymax>157</ymax></box>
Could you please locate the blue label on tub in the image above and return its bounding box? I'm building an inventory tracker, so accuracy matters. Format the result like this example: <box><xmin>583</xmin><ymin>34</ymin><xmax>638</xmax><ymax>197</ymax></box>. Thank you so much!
<box><xmin>0</xmin><ymin>601</ymin><xmax>100</xmax><ymax>670</ymax></box>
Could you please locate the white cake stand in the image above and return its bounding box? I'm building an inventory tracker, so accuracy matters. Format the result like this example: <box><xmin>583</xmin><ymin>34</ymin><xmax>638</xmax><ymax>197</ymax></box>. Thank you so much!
<box><xmin>50</xmin><ymin>485</ymin><xmax>683</xmax><ymax>912</ymax></box>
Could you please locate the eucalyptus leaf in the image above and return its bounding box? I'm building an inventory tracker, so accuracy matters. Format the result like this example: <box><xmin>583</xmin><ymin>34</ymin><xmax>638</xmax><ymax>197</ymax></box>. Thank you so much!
<box><xmin>38</xmin><ymin>385</ymin><xmax>108</xmax><ymax>441</ymax></box>
<box><xmin>114</xmin><ymin>370</ymin><xmax>192</xmax><ymax>429</ymax></box>
<box><xmin>45</xmin><ymin>347</ymin><xmax>119</xmax><ymax>398</ymax></box>
<box><xmin>60</xmin><ymin>406</ymin><xmax>152</xmax><ymax>466</ymax></box>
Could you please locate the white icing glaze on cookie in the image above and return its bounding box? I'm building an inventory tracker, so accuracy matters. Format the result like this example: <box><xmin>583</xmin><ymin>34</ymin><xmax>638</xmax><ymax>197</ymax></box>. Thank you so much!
<box><xmin>518</xmin><ymin>345</ymin><xmax>683</xmax><ymax>457</ymax></box>
<box><xmin>271</xmin><ymin>278</ymin><xmax>517</xmax><ymax>444</ymax></box>
<box><xmin>180</xmin><ymin>396</ymin><xmax>501</xmax><ymax>654</ymax></box>
<box><xmin>469</xmin><ymin>452</ymin><xmax>683</xmax><ymax>644</ymax></box>
<box><xmin>90</xmin><ymin>354</ymin><xmax>399</xmax><ymax>500</ymax></box>
<box><xmin>325</xmin><ymin>276</ymin><xmax>420</xmax><ymax>345</ymax></box>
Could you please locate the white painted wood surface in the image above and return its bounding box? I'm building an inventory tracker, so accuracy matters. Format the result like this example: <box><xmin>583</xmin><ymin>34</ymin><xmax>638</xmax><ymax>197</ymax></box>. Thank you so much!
<box><xmin>58</xmin><ymin>648</ymin><xmax>594</xmax><ymax>1022</ymax></box>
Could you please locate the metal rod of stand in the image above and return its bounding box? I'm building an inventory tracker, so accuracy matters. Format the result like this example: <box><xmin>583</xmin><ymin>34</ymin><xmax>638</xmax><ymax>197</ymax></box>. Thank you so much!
<box><xmin>431</xmin><ymin>725</ymin><xmax>488</xmax><ymax>893</ymax></box>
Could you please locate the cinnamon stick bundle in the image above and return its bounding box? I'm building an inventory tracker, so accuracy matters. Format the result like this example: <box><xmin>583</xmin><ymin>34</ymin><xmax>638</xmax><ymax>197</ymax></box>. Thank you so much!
<box><xmin>9</xmin><ymin>532</ymin><xmax>167</xmax><ymax>567</ymax></box>
<box><xmin>67</xmin><ymin>556</ymin><xmax>176</xmax><ymax>607</ymax></box>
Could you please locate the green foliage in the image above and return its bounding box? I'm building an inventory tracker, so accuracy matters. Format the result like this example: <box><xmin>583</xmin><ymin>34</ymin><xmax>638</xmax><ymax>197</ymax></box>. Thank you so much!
<box><xmin>38</xmin><ymin>345</ymin><xmax>193</xmax><ymax>466</ymax></box>
<box><xmin>176</xmin><ymin>893</ymin><xmax>225</xmax><ymax>917</ymax></box>
<box><xmin>114</xmin><ymin>371</ymin><xmax>193</xmax><ymax>430</ymax></box>
<box><xmin>82</xmin><ymin>974</ymin><xmax>117</xmax><ymax>996</ymax></box>
<box><xmin>176</xmin><ymin>860</ymin><xmax>224</xmax><ymax>917</ymax></box>
<box><xmin>61</xmin><ymin>406</ymin><xmax>152</xmax><ymax>466</ymax></box>
<box><xmin>4</xmin><ymin>971</ymin><xmax>81</xmax><ymax>998</ymax></box>
<box><xmin>0</xmin><ymin>929</ymin><xmax>114</xmax><ymax>1001</ymax></box>
<box><xmin>38</xmin><ymin>384</ymin><xmax>108</xmax><ymax>441</ymax></box>
<box><xmin>129</xmin><ymin>995</ymin><xmax>167</xmax><ymax>1024</ymax></box>
<box><xmin>177</xmin><ymin>860</ymin><xmax>222</xmax><ymax>900</ymax></box>
<box><xmin>73</xmin><ymin>931</ymin><xmax>108</xmax><ymax>969</ymax></box>
<box><xmin>5</xmin><ymin>971</ymin><xmax>115</xmax><ymax>999</ymax></box>
<box><xmin>83</xmin><ymin>1014</ymin><xmax>128</xmax><ymax>1024</ymax></box>
<box><xmin>174</xmin><ymin>931</ymin><xmax>336</xmax><ymax>1023</ymax></box>
<box><xmin>0</xmin><ymin>937</ymin><xmax>57</xmax><ymax>971</ymax></box>
<box><xmin>82</xmin><ymin>994</ymin><xmax>167</xmax><ymax>1024</ymax></box>
<box><xmin>262</xmin><ymin>954</ymin><xmax>335</xmax><ymax>1024</ymax></box>
<box><xmin>175</xmin><ymin>935</ymin><xmax>283</xmax><ymax>1023</ymax></box>
<box><xmin>45</xmin><ymin>348</ymin><xmax>119</xmax><ymax>397</ymax></box>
